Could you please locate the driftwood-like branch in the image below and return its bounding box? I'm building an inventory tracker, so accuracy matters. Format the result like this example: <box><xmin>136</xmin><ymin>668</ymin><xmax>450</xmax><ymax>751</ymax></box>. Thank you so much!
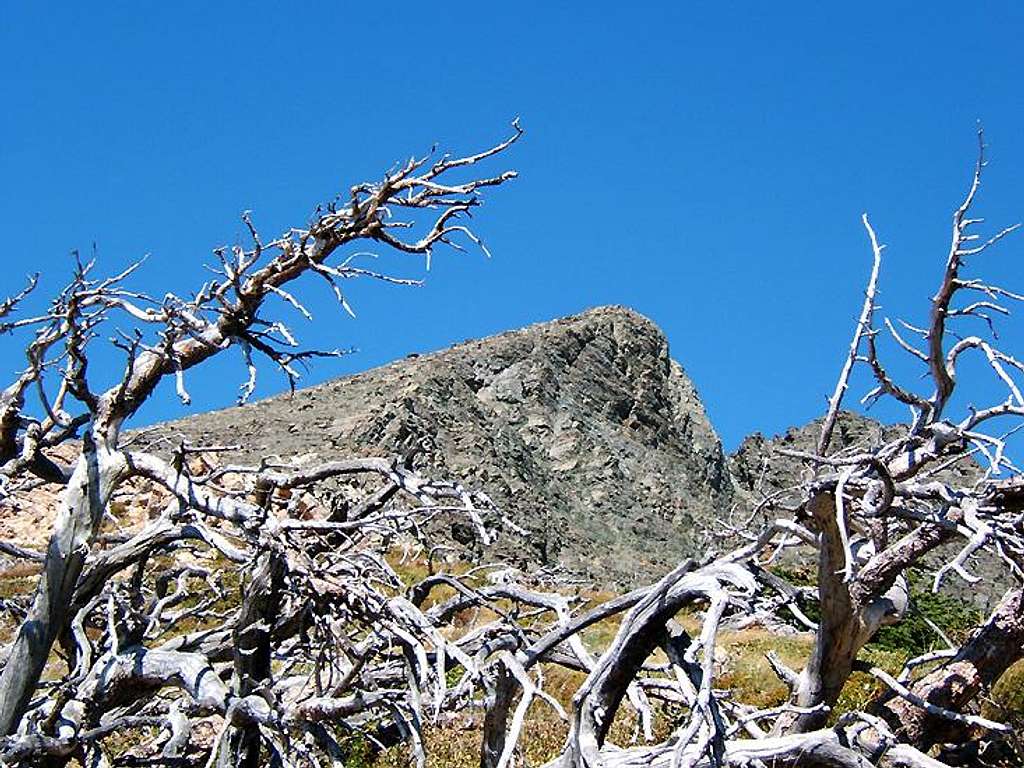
<box><xmin>818</xmin><ymin>214</ymin><xmax>885</xmax><ymax>456</ymax></box>
<box><xmin>0</xmin><ymin>125</ymin><xmax>523</xmax><ymax>767</ymax></box>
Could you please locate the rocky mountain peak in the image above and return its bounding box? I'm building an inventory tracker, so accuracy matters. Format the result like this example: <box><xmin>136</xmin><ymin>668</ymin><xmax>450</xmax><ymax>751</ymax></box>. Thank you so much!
<box><xmin>156</xmin><ymin>305</ymin><xmax>730</xmax><ymax>584</ymax></box>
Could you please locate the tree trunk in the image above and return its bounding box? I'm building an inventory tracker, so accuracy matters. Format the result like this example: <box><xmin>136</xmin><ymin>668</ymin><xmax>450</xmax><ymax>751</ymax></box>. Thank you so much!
<box><xmin>776</xmin><ymin>493</ymin><xmax>862</xmax><ymax>733</ymax></box>
<box><xmin>480</xmin><ymin>664</ymin><xmax>515</xmax><ymax>768</ymax></box>
<box><xmin>874</xmin><ymin>587</ymin><xmax>1024</xmax><ymax>747</ymax></box>
<box><xmin>224</xmin><ymin>546</ymin><xmax>285</xmax><ymax>768</ymax></box>
<box><xmin>0</xmin><ymin>434</ymin><xmax>126</xmax><ymax>736</ymax></box>
<box><xmin>776</xmin><ymin>493</ymin><xmax>898</xmax><ymax>734</ymax></box>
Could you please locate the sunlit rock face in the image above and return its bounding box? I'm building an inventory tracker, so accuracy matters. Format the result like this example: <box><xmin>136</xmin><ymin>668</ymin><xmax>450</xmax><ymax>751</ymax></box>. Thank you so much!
<box><xmin>154</xmin><ymin>306</ymin><xmax>731</xmax><ymax>586</ymax></box>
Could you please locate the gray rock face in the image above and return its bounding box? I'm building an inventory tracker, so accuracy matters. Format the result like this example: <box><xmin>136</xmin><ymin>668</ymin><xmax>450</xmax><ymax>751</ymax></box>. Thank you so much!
<box><xmin>730</xmin><ymin>411</ymin><xmax>897</xmax><ymax>510</ymax></box>
<box><xmin>729</xmin><ymin>411</ymin><xmax>1004</xmax><ymax>610</ymax></box>
<box><xmin>730</xmin><ymin>410</ymin><xmax>980</xmax><ymax>510</ymax></box>
<box><xmin>154</xmin><ymin>306</ymin><xmax>730</xmax><ymax>585</ymax></box>
<box><xmin>146</xmin><ymin>306</ymin><xmax>1001</xmax><ymax>599</ymax></box>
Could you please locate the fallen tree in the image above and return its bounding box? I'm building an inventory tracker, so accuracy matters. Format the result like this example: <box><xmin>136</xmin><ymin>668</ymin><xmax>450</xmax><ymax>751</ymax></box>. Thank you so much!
<box><xmin>2</xmin><ymin>126</ymin><xmax>1024</xmax><ymax>768</ymax></box>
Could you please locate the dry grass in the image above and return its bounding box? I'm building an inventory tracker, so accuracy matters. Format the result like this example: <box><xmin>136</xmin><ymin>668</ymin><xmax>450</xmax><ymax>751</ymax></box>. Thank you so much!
<box><xmin>362</xmin><ymin>560</ymin><xmax>934</xmax><ymax>768</ymax></box>
<box><xmin>376</xmin><ymin>663</ymin><xmax>676</xmax><ymax>768</ymax></box>
<box><xmin>3</xmin><ymin>548</ymin><xmax>1019</xmax><ymax>768</ymax></box>
<box><xmin>0</xmin><ymin>563</ymin><xmax>39</xmax><ymax>645</ymax></box>
<box><xmin>715</xmin><ymin>628</ymin><xmax>812</xmax><ymax>708</ymax></box>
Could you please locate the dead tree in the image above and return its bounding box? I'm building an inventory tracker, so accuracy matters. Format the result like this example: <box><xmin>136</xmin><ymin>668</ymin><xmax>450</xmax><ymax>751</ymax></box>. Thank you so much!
<box><xmin>0</xmin><ymin>123</ymin><xmax>536</xmax><ymax>766</ymax></box>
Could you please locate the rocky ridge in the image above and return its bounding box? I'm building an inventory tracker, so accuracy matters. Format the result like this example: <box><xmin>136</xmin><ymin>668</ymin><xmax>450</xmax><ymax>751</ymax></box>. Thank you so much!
<box><xmin>142</xmin><ymin>306</ymin><xmax>985</xmax><ymax>587</ymax></box>
<box><xmin>148</xmin><ymin>306</ymin><xmax>730</xmax><ymax>585</ymax></box>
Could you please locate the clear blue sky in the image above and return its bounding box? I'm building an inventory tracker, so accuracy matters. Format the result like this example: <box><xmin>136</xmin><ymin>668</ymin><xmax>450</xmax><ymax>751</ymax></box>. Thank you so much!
<box><xmin>2</xmin><ymin>3</ymin><xmax>1023</xmax><ymax>451</ymax></box>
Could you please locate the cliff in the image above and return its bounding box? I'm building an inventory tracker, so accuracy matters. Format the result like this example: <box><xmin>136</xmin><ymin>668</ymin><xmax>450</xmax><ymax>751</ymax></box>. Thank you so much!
<box><xmin>147</xmin><ymin>306</ymin><xmax>730</xmax><ymax>584</ymax></box>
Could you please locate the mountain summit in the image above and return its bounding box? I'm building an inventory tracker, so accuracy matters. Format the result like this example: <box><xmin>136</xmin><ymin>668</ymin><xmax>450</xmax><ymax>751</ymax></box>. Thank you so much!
<box><xmin>156</xmin><ymin>306</ymin><xmax>732</xmax><ymax>584</ymax></box>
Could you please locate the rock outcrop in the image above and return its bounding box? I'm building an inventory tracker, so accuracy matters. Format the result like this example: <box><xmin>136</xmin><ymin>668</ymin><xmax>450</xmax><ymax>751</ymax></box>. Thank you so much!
<box><xmin>149</xmin><ymin>306</ymin><xmax>730</xmax><ymax>585</ymax></box>
<box><xmin>730</xmin><ymin>411</ymin><xmax>898</xmax><ymax>511</ymax></box>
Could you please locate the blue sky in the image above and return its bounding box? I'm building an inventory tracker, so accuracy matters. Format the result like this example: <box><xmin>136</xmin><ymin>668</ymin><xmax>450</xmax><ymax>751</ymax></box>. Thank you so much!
<box><xmin>2</xmin><ymin>2</ymin><xmax>1023</xmax><ymax>451</ymax></box>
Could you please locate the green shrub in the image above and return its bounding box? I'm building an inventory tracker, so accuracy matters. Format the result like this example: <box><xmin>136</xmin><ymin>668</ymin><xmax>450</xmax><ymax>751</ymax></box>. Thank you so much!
<box><xmin>870</xmin><ymin>570</ymin><xmax>981</xmax><ymax>657</ymax></box>
<box><xmin>986</xmin><ymin>660</ymin><xmax>1024</xmax><ymax>719</ymax></box>
<box><xmin>831</xmin><ymin>647</ymin><xmax>907</xmax><ymax>723</ymax></box>
<box><xmin>340</xmin><ymin>735</ymin><xmax>377</xmax><ymax>768</ymax></box>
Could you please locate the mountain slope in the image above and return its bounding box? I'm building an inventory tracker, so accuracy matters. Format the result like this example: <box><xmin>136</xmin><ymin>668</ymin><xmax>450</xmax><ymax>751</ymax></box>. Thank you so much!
<box><xmin>152</xmin><ymin>306</ymin><xmax>731</xmax><ymax>584</ymax></box>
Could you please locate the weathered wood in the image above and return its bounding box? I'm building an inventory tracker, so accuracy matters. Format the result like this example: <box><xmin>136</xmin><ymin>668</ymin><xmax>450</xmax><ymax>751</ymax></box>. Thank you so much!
<box><xmin>0</xmin><ymin>436</ymin><xmax>127</xmax><ymax>736</ymax></box>
<box><xmin>875</xmin><ymin>588</ymin><xmax>1024</xmax><ymax>747</ymax></box>
<box><xmin>0</xmin><ymin>123</ymin><xmax>522</xmax><ymax>763</ymax></box>
<box><xmin>225</xmin><ymin>547</ymin><xmax>285</xmax><ymax>768</ymax></box>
